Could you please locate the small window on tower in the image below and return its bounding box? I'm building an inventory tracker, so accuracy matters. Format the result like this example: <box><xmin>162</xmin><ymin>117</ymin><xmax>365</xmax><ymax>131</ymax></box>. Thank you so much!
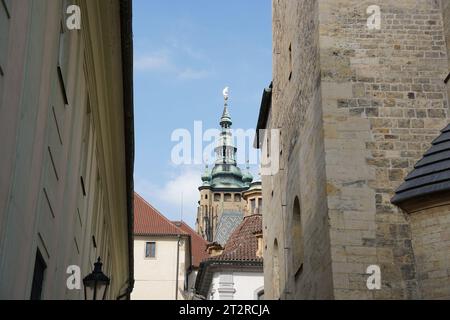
<box><xmin>214</xmin><ymin>193</ymin><xmax>221</xmax><ymax>201</ymax></box>
<box><xmin>224</xmin><ymin>193</ymin><xmax>232</xmax><ymax>202</ymax></box>
<box><xmin>235</xmin><ymin>194</ymin><xmax>241</xmax><ymax>202</ymax></box>
<box><xmin>288</xmin><ymin>43</ymin><xmax>292</xmax><ymax>81</ymax></box>
<box><xmin>251</xmin><ymin>199</ymin><xmax>256</xmax><ymax>214</ymax></box>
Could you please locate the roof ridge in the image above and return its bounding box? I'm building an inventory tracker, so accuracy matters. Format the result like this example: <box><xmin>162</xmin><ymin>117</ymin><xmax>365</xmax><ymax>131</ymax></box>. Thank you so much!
<box><xmin>134</xmin><ymin>192</ymin><xmax>187</xmax><ymax>235</ymax></box>
<box><xmin>172</xmin><ymin>221</ymin><xmax>208</xmax><ymax>243</ymax></box>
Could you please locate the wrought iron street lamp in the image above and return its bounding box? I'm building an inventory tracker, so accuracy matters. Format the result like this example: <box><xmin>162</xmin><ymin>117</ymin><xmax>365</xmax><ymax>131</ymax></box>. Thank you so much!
<box><xmin>83</xmin><ymin>257</ymin><xmax>110</xmax><ymax>300</ymax></box>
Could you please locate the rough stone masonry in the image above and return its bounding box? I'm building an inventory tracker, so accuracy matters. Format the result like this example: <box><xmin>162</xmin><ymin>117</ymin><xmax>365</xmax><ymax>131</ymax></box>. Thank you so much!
<box><xmin>262</xmin><ymin>0</ymin><xmax>450</xmax><ymax>299</ymax></box>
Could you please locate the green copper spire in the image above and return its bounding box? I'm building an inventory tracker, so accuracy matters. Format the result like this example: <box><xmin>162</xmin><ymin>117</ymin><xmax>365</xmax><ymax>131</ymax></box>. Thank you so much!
<box><xmin>220</xmin><ymin>104</ymin><xmax>232</xmax><ymax>128</ymax></box>
<box><xmin>220</xmin><ymin>86</ymin><xmax>232</xmax><ymax>128</ymax></box>
<box><xmin>201</xmin><ymin>164</ymin><xmax>212</xmax><ymax>186</ymax></box>
<box><xmin>200</xmin><ymin>87</ymin><xmax>248</xmax><ymax>190</ymax></box>
<box><xmin>242</xmin><ymin>160</ymin><xmax>254</xmax><ymax>185</ymax></box>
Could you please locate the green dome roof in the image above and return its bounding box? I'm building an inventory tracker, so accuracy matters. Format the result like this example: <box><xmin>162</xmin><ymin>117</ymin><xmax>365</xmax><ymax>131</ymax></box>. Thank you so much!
<box><xmin>242</xmin><ymin>171</ymin><xmax>254</xmax><ymax>184</ymax></box>
<box><xmin>210</xmin><ymin>164</ymin><xmax>247</xmax><ymax>189</ymax></box>
<box><xmin>201</xmin><ymin>165</ymin><xmax>212</xmax><ymax>187</ymax></box>
<box><xmin>201</xmin><ymin>168</ymin><xmax>211</xmax><ymax>181</ymax></box>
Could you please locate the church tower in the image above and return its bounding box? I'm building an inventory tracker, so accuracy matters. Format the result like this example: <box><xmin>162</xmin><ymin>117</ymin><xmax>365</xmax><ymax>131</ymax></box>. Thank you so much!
<box><xmin>196</xmin><ymin>88</ymin><xmax>257</xmax><ymax>244</ymax></box>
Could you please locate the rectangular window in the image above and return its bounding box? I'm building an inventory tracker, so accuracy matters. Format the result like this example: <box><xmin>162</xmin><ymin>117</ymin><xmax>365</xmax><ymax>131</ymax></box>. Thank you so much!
<box><xmin>145</xmin><ymin>242</ymin><xmax>156</xmax><ymax>258</ymax></box>
<box><xmin>251</xmin><ymin>199</ymin><xmax>256</xmax><ymax>214</ymax></box>
<box><xmin>30</xmin><ymin>249</ymin><xmax>47</xmax><ymax>300</ymax></box>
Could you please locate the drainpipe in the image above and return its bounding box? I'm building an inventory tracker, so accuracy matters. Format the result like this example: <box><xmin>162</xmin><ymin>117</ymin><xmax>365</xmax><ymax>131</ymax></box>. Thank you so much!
<box><xmin>175</xmin><ymin>235</ymin><xmax>181</xmax><ymax>300</ymax></box>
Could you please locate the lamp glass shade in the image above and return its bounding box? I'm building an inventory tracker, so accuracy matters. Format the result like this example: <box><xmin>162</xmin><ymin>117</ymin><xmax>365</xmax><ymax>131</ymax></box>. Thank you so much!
<box><xmin>83</xmin><ymin>258</ymin><xmax>110</xmax><ymax>300</ymax></box>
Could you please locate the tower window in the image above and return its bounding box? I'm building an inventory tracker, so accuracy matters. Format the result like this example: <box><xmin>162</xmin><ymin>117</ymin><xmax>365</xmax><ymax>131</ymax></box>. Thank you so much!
<box><xmin>234</xmin><ymin>194</ymin><xmax>241</xmax><ymax>202</ymax></box>
<box><xmin>292</xmin><ymin>196</ymin><xmax>304</xmax><ymax>278</ymax></box>
<box><xmin>250</xmin><ymin>199</ymin><xmax>256</xmax><ymax>214</ymax></box>
<box><xmin>273</xmin><ymin>239</ymin><xmax>280</xmax><ymax>298</ymax></box>
<box><xmin>288</xmin><ymin>43</ymin><xmax>292</xmax><ymax>81</ymax></box>
<box><xmin>224</xmin><ymin>193</ymin><xmax>232</xmax><ymax>202</ymax></box>
<box><xmin>214</xmin><ymin>193</ymin><xmax>221</xmax><ymax>201</ymax></box>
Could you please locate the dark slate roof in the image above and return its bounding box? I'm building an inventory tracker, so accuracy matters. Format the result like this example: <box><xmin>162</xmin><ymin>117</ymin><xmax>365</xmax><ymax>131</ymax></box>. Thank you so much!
<box><xmin>194</xmin><ymin>215</ymin><xmax>263</xmax><ymax>297</ymax></box>
<box><xmin>214</xmin><ymin>211</ymin><xmax>244</xmax><ymax>246</ymax></box>
<box><xmin>392</xmin><ymin>124</ymin><xmax>450</xmax><ymax>208</ymax></box>
<box><xmin>254</xmin><ymin>82</ymin><xmax>273</xmax><ymax>149</ymax></box>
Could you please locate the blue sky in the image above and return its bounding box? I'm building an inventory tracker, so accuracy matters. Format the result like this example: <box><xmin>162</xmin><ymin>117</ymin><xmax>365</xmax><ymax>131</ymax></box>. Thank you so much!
<box><xmin>133</xmin><ymin>0</ymin><xmax>272</xmax><ymax>228</ymax></box>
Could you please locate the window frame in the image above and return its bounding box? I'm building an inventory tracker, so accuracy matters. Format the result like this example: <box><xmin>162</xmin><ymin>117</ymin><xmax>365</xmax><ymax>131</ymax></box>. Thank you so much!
<box><xmin>144</xmin><ymin>241</ymin><xmax>156</xmax><ymax>259</ymax></box>
<box><xmin>292</xmin><ymin>196</ymin><xmax>304</xmax><ymax>279</ymax></box>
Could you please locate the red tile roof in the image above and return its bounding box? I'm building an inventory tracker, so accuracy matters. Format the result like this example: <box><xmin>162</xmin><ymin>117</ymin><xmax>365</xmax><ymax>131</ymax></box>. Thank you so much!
<box><xmin>172</xmin><ymin>221</ymin><xmax>209</xmax><ymax>268</ymax></box>
<box><xmin>134</xmin><ymin>193</ymin><xmax>187</xmax><ymax>236</ymax></box>
<box><xmin>213</xmin><ymin>214</ymin><xmax>263</xmax><ymax>262</ymax></box>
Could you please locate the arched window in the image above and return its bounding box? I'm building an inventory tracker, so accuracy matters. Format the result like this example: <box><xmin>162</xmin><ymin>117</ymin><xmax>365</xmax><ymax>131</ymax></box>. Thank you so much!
<box><xmin>234</xmin><ymin>194</ymin><xmax>241</xmax><ymax>202</ymax></box>
<box><xmin>224</xmin><ymin>193</ymin><xmax>232</xmax><ymax>202</ymax></box>
<box><xmin>273</xmin><ymin>239</ymin><xmax>280</xmax><ymax>298</ymax></box>
<box><xmin>292</xmin><ymin>196</ymin><xmax>304</xmax><ymax>278</ymax></box>
<box><xmin>214</xmin><ymin>193</ymin><xmax>221</xmax><ymax>201</ymax></box>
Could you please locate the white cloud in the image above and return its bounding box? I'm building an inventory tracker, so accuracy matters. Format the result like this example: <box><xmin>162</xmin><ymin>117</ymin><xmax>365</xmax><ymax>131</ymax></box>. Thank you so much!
<box><xmin>157</xmin><ymin>168</ymin><xmax>201</xmax><ymax>207</ymax></box>
<box><xmin>134</xmin><ymin>45</ymin><xmax>212</xmax><ymax>80</ymax></box>
<box><xmin>177</xmin><ymin>68</ymin><xmax>211</xmax><ymax>80</ymax></box>
<box><xmin>134</xmin><ymin>52</ymin><xmax>173</xmax><ymax>71</ymax></box>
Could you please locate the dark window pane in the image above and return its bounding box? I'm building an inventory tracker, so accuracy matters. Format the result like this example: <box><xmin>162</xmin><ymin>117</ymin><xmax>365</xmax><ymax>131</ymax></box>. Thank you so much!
<box><xmin>150</xmin><ymin>242</ymin><xmax>156</xmax><ymax>257</ymax></box>
<box><xmin>145</xmin><ymin>242</ymin><xmax>156</xmax><ymax>258</ymax></box>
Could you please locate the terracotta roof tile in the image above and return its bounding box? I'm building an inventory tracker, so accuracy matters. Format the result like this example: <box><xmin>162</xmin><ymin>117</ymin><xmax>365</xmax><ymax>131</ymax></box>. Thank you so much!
<box><xmin>134</xmin><ymin>193</ymin><xmax>187</xmax><ymax>236</ymax></box>
<box><xmin>173</xmin><ymin>221</ymin><xmax>209</xmax><ymax>268</ymax></box>
<box><xmin>212</xmin><ymin>214</ymin><xmax>263</xmax><ymax>262</ymax></box>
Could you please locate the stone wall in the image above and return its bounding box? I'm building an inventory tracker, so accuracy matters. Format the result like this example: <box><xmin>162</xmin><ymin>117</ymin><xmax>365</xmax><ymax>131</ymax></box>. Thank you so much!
<box><xmin>443</xmin><ymin>0</ymin><xmax>450</xmax><ymax>96</ymax></box>
<box><xmin>319</xmin><ymin>0</ymin><xmax>449</xmax><ymax>299</ymax></box>
<box><xmin>443</xmin><ymin>0</ymin><xmax>450</xmax><ymax>68</ymax></box>
<box><xmin>410</xmin><ymin>205</ymin><xmax>450</xmax><ymax>299</ymax></box>
<box><xmin>265</xmin><ymin>0</ymin><xmax>450</xmax><ymax>299</ymax></box>
<box><xmin>263</xmin><ymin>0</ymin><xmax>334</xmax><ymax>299</ymax></box>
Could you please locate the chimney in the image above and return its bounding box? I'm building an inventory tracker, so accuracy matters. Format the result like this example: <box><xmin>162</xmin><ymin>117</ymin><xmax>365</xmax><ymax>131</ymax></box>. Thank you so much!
<box><xmin>206</xmin><ymin>242</ymin><xmax>224</xmax><ymax>257</ymax></box>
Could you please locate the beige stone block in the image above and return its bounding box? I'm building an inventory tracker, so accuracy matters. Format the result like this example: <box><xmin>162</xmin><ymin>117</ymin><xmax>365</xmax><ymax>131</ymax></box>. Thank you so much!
<box><xmin>322</xmin><ymin>82</ymin><xmax>353</xmax><ymax>99</ymax></box>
